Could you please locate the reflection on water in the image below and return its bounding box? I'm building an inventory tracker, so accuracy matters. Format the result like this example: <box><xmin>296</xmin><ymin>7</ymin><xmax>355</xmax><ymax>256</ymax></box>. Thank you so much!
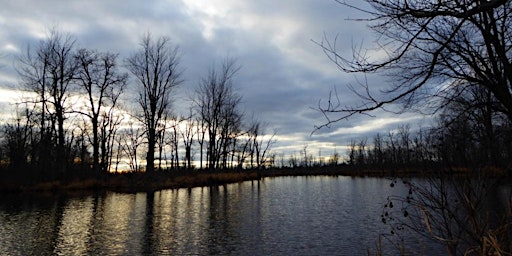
<box><xmin>0</xmin><ymin>176</ymin><xmax>474</xmax><ymax>255</ymax></box>
<box><xmin>54</xmin><ymin>197</ymin><xmax>94</xmax><ymax>255</ymax></box>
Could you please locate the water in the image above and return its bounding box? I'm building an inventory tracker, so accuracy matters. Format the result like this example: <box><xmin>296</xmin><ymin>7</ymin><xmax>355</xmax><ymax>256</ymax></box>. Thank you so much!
<box><xmin>0</xmin><ymin>176</ymin><xmax>484</xmax><ymax>255</ymax></box>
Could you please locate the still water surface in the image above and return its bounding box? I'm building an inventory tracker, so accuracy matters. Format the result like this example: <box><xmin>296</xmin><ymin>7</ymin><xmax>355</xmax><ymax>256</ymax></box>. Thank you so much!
<box><xmin>0</xmin><ymin>176</ymin><xmax>448</xmax><ymax>255</ymax></box>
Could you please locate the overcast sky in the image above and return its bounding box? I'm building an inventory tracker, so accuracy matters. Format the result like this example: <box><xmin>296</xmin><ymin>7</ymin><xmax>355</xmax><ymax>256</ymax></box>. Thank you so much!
<box><xmin>0</xmin><ymin>0</ymin><xmax>430</xmax><ymax>158</ymax></box>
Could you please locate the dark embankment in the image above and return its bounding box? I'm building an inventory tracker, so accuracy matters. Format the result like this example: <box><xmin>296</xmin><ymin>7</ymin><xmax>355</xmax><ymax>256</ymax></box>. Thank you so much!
<box><xmin>0</xmin><ymin>170</ymin><xmax>261</xmax><ymax>193</ymax></box>
<box><xmin>0</xmin><ymin>164</ymin><xmax>508</xmax><ymax>193</ymax></box>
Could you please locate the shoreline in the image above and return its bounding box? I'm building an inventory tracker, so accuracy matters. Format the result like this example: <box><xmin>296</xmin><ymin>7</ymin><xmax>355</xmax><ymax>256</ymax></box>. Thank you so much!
<box><xmin>0</xmin><ymin>165</ymin><xmax>508</xmax><ymax>193</ymax></box>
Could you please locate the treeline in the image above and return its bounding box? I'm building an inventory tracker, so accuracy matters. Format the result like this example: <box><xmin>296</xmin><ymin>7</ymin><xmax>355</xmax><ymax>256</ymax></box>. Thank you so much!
<box><xmin>346</xmin><ymin>84</ymin><xmax>512</xmax><ymax>173</ymax></box>
<box><xmin>0</xmin><ymin>29</ymin><xmax>276</xmax><ymax>184</ymax></box>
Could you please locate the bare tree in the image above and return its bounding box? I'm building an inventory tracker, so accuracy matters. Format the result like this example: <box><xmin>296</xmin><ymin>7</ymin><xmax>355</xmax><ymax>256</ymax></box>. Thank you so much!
<box><xmin>75</xmin><ymin>48</ymin><xmax>127</xmax><ymax>174</ymax></box>
<box><xmin>119</xmin><ymin>120</ymin><xmax>143</xmax><ymax>172</ymax></box>
<box><xmin>101</xmin><ymin>106</ymin><xmax>124</xmax><ymax>173</ymax></box>
<box><xmin>156</xmin><ymin>114</ymin><xmax>170</xmax><ymax>170</ymax></box>
<box><xmin>194</xmin><ymin>58</ymin><xmax>242</xmax><ymax>170</ymax></box>
<box><xmin>317</xmin><ymin>0</ymin><xmax>512</xmax><ymax>126</ymax></box>
<box><xmin>372</xmin><ymin>132</ymin><xmax>384</xmax><ymax>165</ymax></box>
<box><xmin>328</xmin><ymin>149</ymin><xmax>340</xmax><ymax>166</ymax></box>
<box><xmin>17</xmin><ymin>28</ymin><xmax>78</xmax><ymax>177</ymax></box>
<box><xmin>248</xmin><ymin>119</ymin><xmax>277</xmax><ymax>168</ymax></box>
<box><xmin>356</xmin><ymin>138</ymin><xmax>367</xmax><ymax>165</ymax></box>
<box><xmin>2</xmin><ymin>105</ymin><xmax>33</xmax><ymax>174</ymax></box>
<box><xmin>347</xmin><ymin>139</ymin><xmax>357</xmax><ymax>165</ymax></box>
<box><xmin>126</xmin><ymin>34</ymin><xmax>183</xmax><ymax>173</ymax></box>
<box><xmin>301</xmin><ymin>144</ymin><xmax>309</xmax><ymax>167</ymax></box>
<box><xmin>179</xmin><ymin>111</ymin><xmax>196</xmax><ymax>170</ymax></box>
<box><xmin>234</xmin><ymin>133</ymin><xmax>252</xmax><ymax>169</ymax></box>
<box><xmin>167</xmin><ymin>116</ymin><xmax>181</xmax><ymax>168</ymax></box>
<box><xmin>195</xmin><ymin>116</ymin><xmax>207</xmax><ymax>169</ymax></box>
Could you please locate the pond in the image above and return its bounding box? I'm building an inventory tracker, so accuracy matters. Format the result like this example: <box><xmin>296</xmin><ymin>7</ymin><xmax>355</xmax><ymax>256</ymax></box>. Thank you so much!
<box><xmin>1</xmin><ymin>176</ymin><xmax>489</xmax><ymax>255</ymax></box>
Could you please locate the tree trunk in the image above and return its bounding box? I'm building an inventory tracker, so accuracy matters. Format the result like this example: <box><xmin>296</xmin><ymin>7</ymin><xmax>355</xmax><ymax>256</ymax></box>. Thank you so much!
<box><xmin>147</xmin><ymin>128</ymin><xmax>155</xmax><ymax>173</ymax></box>
<box><xmin>92</xmin><ymin>117</ymin><xmax>100</xmax><ymax>174</ymax></box>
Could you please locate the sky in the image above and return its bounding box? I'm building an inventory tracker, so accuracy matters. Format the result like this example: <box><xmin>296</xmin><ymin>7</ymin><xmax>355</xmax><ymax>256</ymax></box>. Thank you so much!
<box><xmin>0</xmin><ymin>0</ymin><xmax>430</xmax><ymax>159</ymax></box>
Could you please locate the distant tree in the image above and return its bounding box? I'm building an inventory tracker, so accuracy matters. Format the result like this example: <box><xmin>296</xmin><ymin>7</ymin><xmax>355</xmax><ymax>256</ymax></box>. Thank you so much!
<box><xmin>155</xmin><ymin>114</ymin><xmax>168</xmax><ymax>170</ymax></box>
<box><xmin>2</xmin><ymin>106</ymin><xmax>33</xmax><ymax>174</ymax></box>
<box><xmin>179</xmin><ymin>111</ymin><xmax>196</xmax><ymax>169</ymax></box>
<box><xmin>301</xmin><ymin>145</ymin><xmax>309</xmax><ymax>167</ymax></box>
<box><xmin>372</xmin><ymin>133</ymin><xmax>383</xmax><ymax>165</ymax></box>
<box><xmin>195</xmin><ymin>116</ymin><xmax>207</xmax><ymax>169</ymax></box>
<box><xmin>328</xmin><ymin>149</ymin><xmax>340</xmax><ymax>166</ymax></box>
<box><xmin>234</xmin><ymin>123</ymin><xmax>253</xmax><ymax>169</ymax></box>
<box><xmin>347</xmin><ymin>139</ymin><xmax>357</xmax><ymax>165</ymax></box>
<box><xmin>397</xmin><ymin>125</ymin><xmax>411</xmax><ymax>165</ymax></box>
<box><xmin>248</xmin><ymin>119</ymin><xmax>277</xmax><ymax>168</ymax></box>
<box><xmin>288</xmin><ymin>153</ymin><xmax>299</xmax><ymax>168</ymax></box>
<box><xmin>119</xmin><ymin>120</ymin><xmax>143</xmax><ymax>172</ymax></box>
<box><xmin>194</xmin><ymin>58</ymin><xmax>242</xmax><ymax>169</ymax></box>
<box><xmin>75</xmin><ymin>48</ymin><xmax>127</xmax><ymax>174</ymax></box>
<box><xmin>356</xmin><ymin>138</ymin><xmax>367</xmax><ymax>165</ymax></box>
<box><xmin>164</xmin><ymin>115</ymin><xmax>181</xmax><ymax>168</ymax></box>
<box><xmin>385</xmin><ymin>131</ymin><xmax>398</xmax><ymax>165</ymax></box>
<box><xmin>101</xmin><ymin>106</ymin><xmax>124</xmax><ymax>173</ymax></box>
<box><xmin>317</xmin><ymin>0</ymin><xmax>512</xmax><ymax>126</ymax></box>
<box><xmin>126</xmin><ymin>34</ymin><xmax>183</xmax><ymax>173</ymax></box>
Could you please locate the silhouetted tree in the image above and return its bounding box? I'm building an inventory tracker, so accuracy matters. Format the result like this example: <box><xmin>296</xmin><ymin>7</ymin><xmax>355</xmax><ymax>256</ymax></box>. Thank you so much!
<box><xmin>317</xmin><ymin>0</ymin><xmax>512</xmax><ymax>125</ymax></box>
<box><xmin>288</xmin><ymin>153</ymin><xmax>299</xmax><ymax>168</ymax></box>
<box><xmin>328</xmin><ymin>149</ymin><xmax>340</xmax><ymax>166</ymax></box>
<box><xmin>119</xmin><ymin>120</ymin><xmax>143</xmax><ymax>172</ymax></box>
<box><xmin>2</xmin><ymin>106</ymin><xmax>33</xmax><ymax>174</ymax></box>
<box><xmin>75</xmin><ymin>48</ymin><xmax>127</xmax><ymax>174</ymax></box>
<box><xmin>372</xmin><ymin>133</ymin><xmax>383</xmax><ymax>165</ymax></box>
<box><xmin>356</xmin><ymin>138</ymin><xmax>367</xmax><ymax>165</ymax></box>
<box><xmin>439</xmin><ymin>82</ymin><xmax>510</xmax><ymax>167</ymax></box>
<box><xmin>301</xmin><ymin>144</ymin><xmax>311</xmax><ymax>167</ymax></box>
<box><xmin>179</xmin><ymin>111</ymin><xmax>196</xmax><ymax>169</ymax></box>
<box><xmin>249</xmin><ymin>120</ymin><xmax>277</xmax><ymax>168</ymax></box>
<box><xmin>194</xmin><ymin>58</ymin><xmax>242</xmax><ymax>169</ymax></box>
<box><xmin>195</xmin><ymin>116</ymin><xmax>207</xmax><ymax>169</ymax></box>
<box><xmin>126</xmin><ymin>34</ymin><xmax>183</xmax><ymax>173</ymax></box>
<box><xmin>347</xmin><ymin>139</ymin><xmax>356</xmax><ymax>165</ymax></box>
<box><xmin>18</xmin><ymin>28</ymin><xmax>78</xmax><ymax>177</ymax></box>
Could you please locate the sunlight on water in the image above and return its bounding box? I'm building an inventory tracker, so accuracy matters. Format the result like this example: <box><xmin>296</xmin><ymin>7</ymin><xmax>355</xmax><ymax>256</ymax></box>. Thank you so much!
<box><xmin>99</xmin><ymin>192</ymin><xmax>148</xmax><ymax>254</ymax></box>
<box><xmin>54</xmin><ymin>197</ymin><xmax>94</xmax><ymax>255</ymax></box>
